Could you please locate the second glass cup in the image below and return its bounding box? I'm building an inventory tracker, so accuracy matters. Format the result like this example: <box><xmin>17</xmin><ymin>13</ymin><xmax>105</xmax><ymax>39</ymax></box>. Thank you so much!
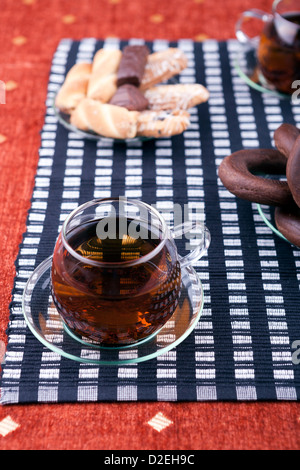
<box><xmin>51</xmin><ymin>197</ymin><xmax>210</xmax><ymax>347</ymax></box>
<box><xmin>236</xmin><ymin>0</ymin><xmax>300</xmax><ymax>95</ymax></box>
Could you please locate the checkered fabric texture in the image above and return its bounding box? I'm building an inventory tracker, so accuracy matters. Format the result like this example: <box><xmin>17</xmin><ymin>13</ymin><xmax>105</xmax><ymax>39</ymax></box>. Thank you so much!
<box><xmin>1</xmin><ymin>38</ymin><xmax>300</xmax><ymax>405</ymax></box>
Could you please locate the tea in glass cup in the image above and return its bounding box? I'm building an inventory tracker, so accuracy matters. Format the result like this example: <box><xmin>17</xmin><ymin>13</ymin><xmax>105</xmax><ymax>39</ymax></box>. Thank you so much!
<box><xmin>236</xmin><ymin>0</ymin><xmax>300</xmax><ymax>95</ymax></box>
<box><xmin>51</xmin><ymin>198</ymin><xmax>210</xmax><ymax>346</ymax></box>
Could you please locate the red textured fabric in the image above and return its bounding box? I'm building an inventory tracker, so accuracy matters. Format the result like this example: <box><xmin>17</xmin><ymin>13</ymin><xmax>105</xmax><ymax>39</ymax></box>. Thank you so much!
<box><xmin>1</xmin><ymin>0</ymin><xmax>299</xmax><ymax>450</ymax></box>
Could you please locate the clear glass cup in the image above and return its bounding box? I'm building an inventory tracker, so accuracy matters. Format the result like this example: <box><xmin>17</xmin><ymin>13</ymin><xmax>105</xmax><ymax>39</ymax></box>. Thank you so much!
<box><xmin>51</xmin><ymin>197</ymin><xmax>211</xmax><ymax>346</ymax></box>
<box><xmin>236</xmin><ymin>0</ymin><xmax>300</xmax><ymax>94</ymax></box>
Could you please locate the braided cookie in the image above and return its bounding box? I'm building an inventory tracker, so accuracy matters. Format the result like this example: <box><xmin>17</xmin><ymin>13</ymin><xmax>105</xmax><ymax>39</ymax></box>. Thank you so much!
<box><xmin>218</xmin><ymin>149</ymin><xmax>293</xmax><ymax>206</ymax></box>
<box><xmin>136</xmin><ymin>109</ymin><xmax>190</xmax><ymax>138</ymax></box>
<box><xmin>55</xmin><ymin>62</ymin><xmax>92</xmax><ymax>113</ymax></box>
<box><xmin>70</xmin><ymin>98</ymin><xmax>139</xmax><ymax>140</ymax></box>
<box><xmin>87</xmin><ymin>49</ymin><xmax>122</xmax><ymax>103</ymax></box>
<box><xmin>144</xmin><ymin>83</ymin><xmax>209</xmax><ymax>111</ymax></box>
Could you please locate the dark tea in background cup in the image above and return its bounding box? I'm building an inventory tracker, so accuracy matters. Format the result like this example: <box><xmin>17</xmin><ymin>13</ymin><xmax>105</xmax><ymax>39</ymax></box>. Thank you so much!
<box><xmin>51</xmin><ymin>198</ymin><xmax>210</xmax><ymax>347</ymax></box>
<box><xmin>236</xmin><ymin>0</ymin><xmax>300</xmax><ymax>95</ymax></box>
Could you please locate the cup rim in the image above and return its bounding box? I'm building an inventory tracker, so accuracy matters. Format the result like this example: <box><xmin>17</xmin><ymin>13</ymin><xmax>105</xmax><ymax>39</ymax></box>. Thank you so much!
<box><xmin>273</xmin><ymin>0</ymin><xmax>300</xmax><ymax>29</ymax></box>
<box><xmin>60</xmin><ymin>197</ymin><xmax>169</xmax><ymax>268</ymax></box>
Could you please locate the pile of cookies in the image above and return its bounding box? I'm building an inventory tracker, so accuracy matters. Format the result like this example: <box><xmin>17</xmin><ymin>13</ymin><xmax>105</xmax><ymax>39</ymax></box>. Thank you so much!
<box><xmin>218</xmin><ymin>123</ymin><xmax>300</xmax><ymax>247</ymax></box>
<box><xmin>55</xmin><ymin>45</ymin><xmax>209</xmax><ymax>140</ymax></box>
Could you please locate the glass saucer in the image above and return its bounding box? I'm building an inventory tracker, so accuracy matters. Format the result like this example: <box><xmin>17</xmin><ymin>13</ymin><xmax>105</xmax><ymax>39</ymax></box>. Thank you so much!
<box><xmin>22</xmin><ymin>256</ymin><xmax>204</xmax><ymax>365</ymax></box>
<box><xmin>234</xmin><ymin>46</ymin><xmax>290</xmax><ymax>99</ymax></box>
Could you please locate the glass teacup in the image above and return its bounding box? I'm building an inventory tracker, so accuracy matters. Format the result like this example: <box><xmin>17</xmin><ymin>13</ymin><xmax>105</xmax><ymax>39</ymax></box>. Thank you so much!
<box><xmin>51</xmin><ymin>197</ymin><xmax>211</xmax><ymax>346</ymax></box>
<box><xmin>236</xmin><ymin>0</ymin><xmax>300</xmax><ymax>95</ymax></box>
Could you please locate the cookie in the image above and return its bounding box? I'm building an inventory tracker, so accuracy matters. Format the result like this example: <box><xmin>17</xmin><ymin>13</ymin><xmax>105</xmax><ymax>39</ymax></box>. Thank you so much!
<box><xmin>87</xmin><ymin>49</ymin><xmax>122</xmax><ymax>102</ymax></box>
<box><xmin>109</xmin><ymin>84</ymin><xmax>149</xmax><ymax>111</ymax></box>
<box><xmin>144</xmin><ymin>83</ymin><xmax>209</xmax><ymax>111</ymax></box>
<box><xmin>117</xmin><ymin>45</ymin><xmax>150</xmax><ymax>87</ymax></box>
<box><xmin>275</xmin><ymin>203</ymin><xmax>300</xmax><ymax>247</ymax></box>
<box><xmin>274</xmin><ymin>123</ymin><xmax>300</xmax><ymax>159</ymax></box>
<box><xmin>136</xmin><ymin>109</ymin><xmax>190</xmax><ymax>138</ymax></box>
<box><xmin>286</xmin><ymin>135</ymin><xmax>300</xmax><ymax>208</ymax></box>
<box><xmin>55</xmin><ymin>62</ymin><xmax>92</xmax><ymax>113</ymax></box>
<box><xmin>70</xmin><ymin>98</ymin><xmax>139</xmax><ymax>140</ymax></box>
<box><xmin>140</xmin><ymin>48</ymin><xmax>188</xmax><ymax>91</ymax></box>
<box><xmin>218</xmin><ymin>149</ymin><xmax>293</xmax><ymax>206</ymax></box>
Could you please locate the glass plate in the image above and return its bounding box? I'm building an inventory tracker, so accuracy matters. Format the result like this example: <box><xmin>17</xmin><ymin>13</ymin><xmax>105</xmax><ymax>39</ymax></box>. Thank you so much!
<box><xmin>22</xmin><ymin>256</ymin><xmax>204</xmax><ymax>365</ymax></box>
<box><xmin>234</xmin><ymin>46</ymin><xmax>290</xmax><ymax>99</ymax></box>
<box><xmin>52</xmin><ymin>77</ymin><xmax>178</xmax><ymax>142</ymax></box>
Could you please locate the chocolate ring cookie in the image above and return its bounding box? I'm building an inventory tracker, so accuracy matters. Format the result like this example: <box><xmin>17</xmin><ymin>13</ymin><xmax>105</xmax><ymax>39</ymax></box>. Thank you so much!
<box><xmin>286</xmin><ymin>135</ymin><xmax>300</xmax><ymax>208</ymax></box>
<box><xmin>275</xmin><ymin>202</ymin><xmax>300</xmax><ymax>247</ymax></box>
<box><xmin>274</xmin><ymin>123</ymin><xmax>300</xmax><ymax>160</ymax></box>
<box><xmin>218</xmin><ymin>149</ymin><xmax>293</xmax><ymax>206</ymax></box>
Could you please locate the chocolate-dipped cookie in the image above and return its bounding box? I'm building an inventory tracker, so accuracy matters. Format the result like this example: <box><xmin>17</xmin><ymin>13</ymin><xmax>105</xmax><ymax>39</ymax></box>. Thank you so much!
<box><xmin>286</xmin><ymin>135</ymin><xmax>300</xmax><ymax>208</ymax></box>
<box><xmin>117</xmin><ymin>45</ymin><xmax>150</xmax><ymax>87</ymax></box>
<box><xmin>109</xmin><ymin>84</ymin><xmax>149</xmax><ymax>111</ymax></box>
<box><xmin>218</xmin><ymin>148</ymin><xmax>293</xmax><ymax>206</ymax></box>
<box><xmin>275</xmin><ymin>202</ymin><xmax>300</xmax><ymax>247</ymax></box>
<box><xmin>274</xmin><ymin>123</ymin><xmax>300</xmax><ymax>159</ymax></box>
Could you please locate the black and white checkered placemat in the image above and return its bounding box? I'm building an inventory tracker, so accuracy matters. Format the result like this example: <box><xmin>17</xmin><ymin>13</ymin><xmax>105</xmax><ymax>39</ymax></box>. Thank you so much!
<box><xmin>1</xmin><ymin>38</ymin><xmax>300</xmax><ymax>404</ymax></box>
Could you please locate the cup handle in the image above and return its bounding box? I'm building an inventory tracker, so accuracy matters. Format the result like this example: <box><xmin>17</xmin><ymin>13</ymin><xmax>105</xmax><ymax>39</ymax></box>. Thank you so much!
<box><xmin>235</xmin><ymin>9</ymin><xmax>273</xmax><ymax>47</ymax></box>
<box><xmin>170</xmin><ymin>222</ymin><xmax>211</xmax><ymax>269</ymax></box>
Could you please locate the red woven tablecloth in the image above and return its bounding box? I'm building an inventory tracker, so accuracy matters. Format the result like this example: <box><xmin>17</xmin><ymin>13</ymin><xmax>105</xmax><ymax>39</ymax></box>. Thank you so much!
<box><xmin>0</xmin><ymin>0</ymin><xmax>299</xmax><ymax>450</ymax></box>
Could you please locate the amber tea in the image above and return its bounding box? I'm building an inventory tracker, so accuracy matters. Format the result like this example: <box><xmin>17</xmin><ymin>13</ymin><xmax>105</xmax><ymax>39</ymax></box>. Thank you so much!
<box><xmin>51</xmin><ymin>217</ymin><xmax>181</xmax><ymax>346</ymax></box>
<box><xmin>257</xmin><ymin>12</ymin><xmax>300</xmax><ymax>94</ymax></box>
